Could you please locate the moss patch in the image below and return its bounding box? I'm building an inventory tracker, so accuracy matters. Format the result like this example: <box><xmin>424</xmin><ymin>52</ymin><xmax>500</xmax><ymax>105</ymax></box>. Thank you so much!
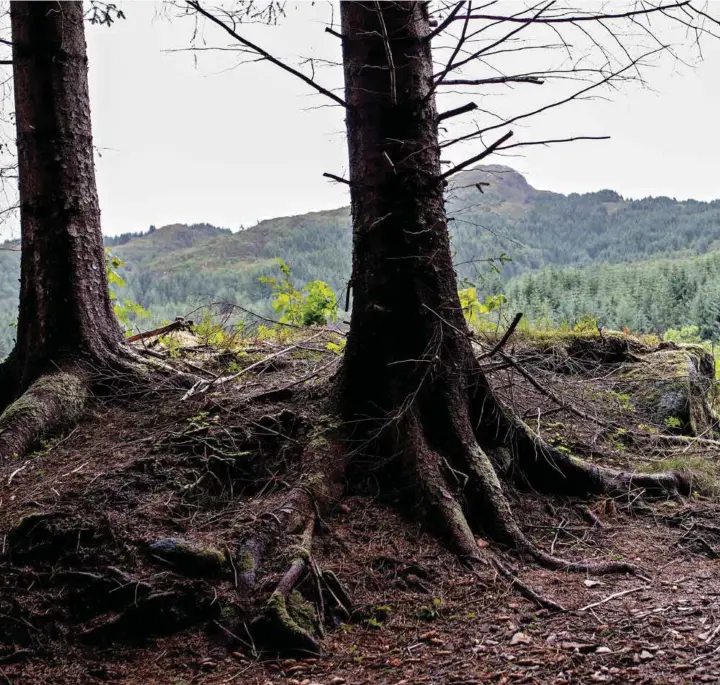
<box><xmin>148</xmin><ymin>538</ymin><xmax>227</xmax><ymax>576</ymax></box>
<box><xmin>638</xmin><ymin>457</ymin><xmax>720</xmax><ymax>495</ymax></box>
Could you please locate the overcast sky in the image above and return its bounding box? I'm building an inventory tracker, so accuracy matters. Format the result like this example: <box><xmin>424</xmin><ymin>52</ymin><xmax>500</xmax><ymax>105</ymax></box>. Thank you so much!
<box><xmin>9</xmin><ymin>1</ymin><xmax>720</xmax><ymax>238</ymax></box>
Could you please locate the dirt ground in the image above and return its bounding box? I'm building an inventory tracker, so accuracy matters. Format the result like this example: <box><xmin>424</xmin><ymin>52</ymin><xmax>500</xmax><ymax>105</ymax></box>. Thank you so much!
<box><xmin>1</xmin><ymin>332</ymin><xmax>719</xmax><ymax>684</ymax></box>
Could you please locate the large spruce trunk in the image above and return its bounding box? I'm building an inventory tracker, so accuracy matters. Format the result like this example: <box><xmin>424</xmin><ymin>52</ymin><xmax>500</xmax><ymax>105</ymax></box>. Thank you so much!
<box><xmin>0</xmin><ymin>2</ymin><xmax>135</xmax><ymax>461</ymax></box>
<box><xmin>9</xmin><ymin>0</ymin><xmax>123</xmax><ymax>393</ymax></box>
<box><xmin>339</xmin><ymin>1</ymin><xmax>476</xmax><ymax>425</ymax></box>
<box><xmin>337</xmin><ymin>1</ymin><xmax>685</xmax><ymax>562</ymax></box>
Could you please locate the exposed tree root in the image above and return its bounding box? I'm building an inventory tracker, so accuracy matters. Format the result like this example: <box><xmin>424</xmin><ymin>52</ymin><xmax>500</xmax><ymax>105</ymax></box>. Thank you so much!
<box><xmin>0</xmin><ymin>345</ymin><xmax>201</xmax><ymax>463</ymax></box>
<box><xmin>497</xmin><ymin>405</ymin><xmax>691</xmax><ymax>499</ymax></box>
<box><xmin>489</xmin><ymin>558</ymin><xmax>566</xmax><ymax>612</ymax></box>
<box><xmin>237</xmin><ymin>438</ymin><xmax>348</xmax><ymax>655</ymax></box>
<box><xmin>0</xmin><ymin>369</ymin><xmax>88</xmax><ymax>463</ymax></box>
<box><xmin>411</xmin><ymin>410</ymin><xmax>638</xmax><ymax>577</ymax></box>
<box><xmin>251</xmin><ymin>516</ymin><xmax>322</xmax><ymax>656</ymax></box>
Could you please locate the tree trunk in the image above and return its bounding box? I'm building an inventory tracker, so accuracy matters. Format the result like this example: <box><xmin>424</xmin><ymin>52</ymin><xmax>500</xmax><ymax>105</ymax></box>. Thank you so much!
<box><xmin>0</xmin><ymin>2</ymin><xmax>146</xmax><ymax>460</ymax></box>
<box><xmin>337</xmin><ymin>0</ymin><xmax>685</xmax><ymax>560</ymax></box>
<box><xmin>9</xmin><ymin>0</ymin><xmax>123</xmax><ymax>393</ymax></box>
<box><xmin>340</xmin><ymin>0</ymin><xmax>475</xmax><ymax>420</ymax></box>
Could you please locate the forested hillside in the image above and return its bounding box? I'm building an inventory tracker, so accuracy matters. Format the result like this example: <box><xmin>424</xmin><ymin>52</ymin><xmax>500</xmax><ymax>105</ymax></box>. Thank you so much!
<box><xmin>2</xmin><ymin>164</ymin><xmax>720</xmax><ymax>357</ymax></box>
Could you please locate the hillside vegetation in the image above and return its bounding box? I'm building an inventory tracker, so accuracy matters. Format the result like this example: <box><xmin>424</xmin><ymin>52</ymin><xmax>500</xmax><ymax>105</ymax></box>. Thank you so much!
<box><xmin>2</xmin><ymin>165</ymin><xmax>720</xmax><ymax>357</ymax></box>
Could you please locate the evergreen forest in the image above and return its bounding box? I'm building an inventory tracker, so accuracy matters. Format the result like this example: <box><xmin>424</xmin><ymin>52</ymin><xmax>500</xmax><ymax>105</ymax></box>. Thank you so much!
<box><xmin>3</xmin><ymin>165</ymin><xmax>720</xmax><ymax>357</ymax></box>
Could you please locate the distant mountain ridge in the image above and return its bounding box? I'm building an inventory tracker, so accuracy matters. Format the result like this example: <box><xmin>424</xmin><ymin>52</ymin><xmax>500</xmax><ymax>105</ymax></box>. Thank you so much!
<box><xmin>2</xmin><ymin>165</ymin><xmax>720</xmax><ymax>356</ymax></box>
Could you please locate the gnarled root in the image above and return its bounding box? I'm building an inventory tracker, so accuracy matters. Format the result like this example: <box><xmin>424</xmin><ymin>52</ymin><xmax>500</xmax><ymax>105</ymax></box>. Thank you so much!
<box><xmin>0</xmin><ymin>344</ymin><xmax>201</xmax><ymax>463</ymax></box>
<box><xmin>241</xmin><ymin>438</ymin><xmax>348</xmax><ymax>656</ymax></box>
<box><xmin>251</xmin><ymin>516</ymin><xmax>322</xmax><ymax>656</ymax></box>
<box><xmin>411</xmin><ymin>408</ymin><xmax>637</xmax><ymax>579</ymax></box>
<box><xmin>0</xmin><ymin>369</ymin><xmax>88</xmax><ymax>462</ymax></box>
<box><xmin>498</xmin><ymin>407</ymin><xmax>690</xmax><ymax>499</ymax></box>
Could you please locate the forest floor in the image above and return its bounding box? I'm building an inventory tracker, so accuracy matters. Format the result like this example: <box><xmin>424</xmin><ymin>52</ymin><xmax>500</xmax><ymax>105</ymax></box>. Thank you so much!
<box><xmin>1</xmin><ymin>327</ymin><xmax>720</xmax><ymax>684</ymax></box>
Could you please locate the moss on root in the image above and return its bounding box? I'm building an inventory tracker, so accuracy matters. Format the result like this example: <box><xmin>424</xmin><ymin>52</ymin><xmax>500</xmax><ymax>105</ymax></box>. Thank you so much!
<box><xmin>237</xmin><ymin>550</ymin><xmax>255</xmax><ymax>573</ymax></box>
<box><xmin>254</xmin><ymin>590</ymin><xmax>320</xmax><ymax>656</ymax></box>
<box><xmin>1</xmin><ymin>372</ymin><xmax>86</xmax><ymax>425</ymax></box>
<box><xmin>638</xmin><ymin>457</ymin><xmax>720</xmax><ymax>496</ymax></box>
<box><xmin>0</xmin><ymin>371</ymin><xmax>88</xmax><ymax>460</ymax></box>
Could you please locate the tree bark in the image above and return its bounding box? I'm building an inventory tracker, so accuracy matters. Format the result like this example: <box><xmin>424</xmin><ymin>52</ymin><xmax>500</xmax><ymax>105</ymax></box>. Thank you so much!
<box><xmin>9</xmin><ymin>0</ymin><xmax>123</xmax><ymax>393</ymax></box>
<box><xmin>337</xmin><ymin>1</ymin><xmax>685</xmax><ymax>558</ymax></box>
<box><xmin>339</xmin><ymin>1</ymin><xmax>475</xmax><ymax>422</ymax></box>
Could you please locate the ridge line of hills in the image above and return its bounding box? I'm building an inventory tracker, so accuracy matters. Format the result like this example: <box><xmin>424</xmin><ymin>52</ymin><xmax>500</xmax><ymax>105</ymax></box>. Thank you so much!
<box><xmin>2</xmin><ymin>164</ymin><xmax>720</xmax><ymax>356</ymax></box>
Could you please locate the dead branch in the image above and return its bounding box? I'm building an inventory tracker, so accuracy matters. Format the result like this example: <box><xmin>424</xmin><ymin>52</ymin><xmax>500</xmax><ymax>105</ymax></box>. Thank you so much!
<box><xmin>579</xmin><ymin>585</ymin><xmax>648</xmax><ymax>612</ymax></box>
<box><xmin>496</xmin><ymin>135</ymin><xmax>611</xmax><ymax>150</ymax></box>
<box><xmin>323</xmin><ymin>172</ymin><xmax>350</xmax><ymax>185</ymax></box>
<box><xmin>441</xmin><ymin>49</ymin><xmax>662</xmax><ymax>150</ymax></box>
<box><xmin>477</xmin><ymin>312</ymin><xmax>522</xmax><ymax>361</ymax></box>
<box><xmin>126</xmin><ymin>318</ymin><xmax>189</xmax><ymax>344</ymax></box>
<box><xmin>440</xmin><ymin>130</ymin><xmax>513</xmax><ymax>179</ymax></box>
<box><xmin>439</xmin><ymin>76</ymin><xmax>544</xmax><ymax>86</ymax></box>
<box><xmin>454</xmin><ymin>3</ymin><xmax>691</xmax><ymax>25</ymax></box>
<box><xmin>438</xmin><ymin>101</ymin><xmax>477</xmax><ymax>122</ymax></box>
<box><xmin>182</xmin><ymin>331</ymin><xmax>326</xmax><ymax>400</ymax></box>
<box><xmin>185</xmin><ymin>0</ymin><xmax>346</xmax><ymax>108</ymax></box>
<box><xmin>425</xmin><ymin>0</ymin><xmax>466</xmax><ymax>42</ymax></box>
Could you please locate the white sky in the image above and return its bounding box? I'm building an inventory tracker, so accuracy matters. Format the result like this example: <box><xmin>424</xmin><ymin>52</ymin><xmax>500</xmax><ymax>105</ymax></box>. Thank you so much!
<box><xmin>9</xmin><ymin>1</ymin><xmax>720</xmax><ymax>238</ymax></box>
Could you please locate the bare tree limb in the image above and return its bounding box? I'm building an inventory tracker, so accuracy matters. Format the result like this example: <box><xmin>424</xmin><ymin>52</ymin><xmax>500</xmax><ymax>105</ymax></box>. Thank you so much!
<box><xmin>495</xmin><ymin>135</ymin><xmax>610</xmax><ymax>151</ymax></box>
<box><xmin>186</xmin><ymin>0</ymin><xmax>346</xmax><ymax>108</ymax></box>
<box><xmin>323</xmin><ymin>172</ymin><xmax>350</xmax><ymax>185</ymax></box>
<box><xmin>454</xmin><ymin>2</ymin><xmax>691</xmax><ymax>24</ymax></box>
<box><xmin>440</xmin><ymin>130</ymin><xmax>513</xmax><ymax>179</ymax></box>
<box><xmin>441</xmin><ymin>49</ymin><xmax>662</xmax><ymax>150</ymax></box>
<box><xmin>425</xmin><ymin>0</ymin><xmax>466</xmax><ymax>42</ymax></box>
<box><xmin>438</xmin><ymin>101</ymin><xmax>477</xmax><ymax>122</ymax></box>
<box><xmin>439</xmin><ymin>76</ymin><xmax>544</xmax><ymax>86</ymax></box>
<box><xmin>435</xmin><ymin>1</ymin><xmax>556</xmax><ymax>80</ymax></box>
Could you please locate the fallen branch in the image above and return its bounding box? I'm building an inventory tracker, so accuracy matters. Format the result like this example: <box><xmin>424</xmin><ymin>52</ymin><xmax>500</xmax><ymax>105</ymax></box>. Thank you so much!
<box><xmin>579</xmin><ymin>585</ymin><xmax>647</xmax><ymax>612</ymax></box>
<box><xmin>126</xmin><ymin>318</ymin><xmax>188</xmax><ymax>343</ymax></box>
<box><xmin>182</xmin><ymin>331</ymin><xmax>326</xmax><ymax>400</ymax></box>
<box><xmin>477</xmin><ymin>312</ymin><xmax>522</xmax><ymax>361</ymax></box>
<box><xmin>492</xmin><ymin>558</ymin><xmax>565</xmax><ymax>612</ymax></box>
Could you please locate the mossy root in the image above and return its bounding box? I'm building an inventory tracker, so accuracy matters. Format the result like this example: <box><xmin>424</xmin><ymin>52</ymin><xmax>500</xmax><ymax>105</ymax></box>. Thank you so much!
<box><xmin>0</xmin><ymin>370</ymin><xmax>88</xmax><ymax>462</ymax></box>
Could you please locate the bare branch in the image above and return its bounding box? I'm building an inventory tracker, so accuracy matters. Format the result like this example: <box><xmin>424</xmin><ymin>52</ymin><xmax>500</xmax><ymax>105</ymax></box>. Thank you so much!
<box><xmin>425</xmin><ymin>0</ymin><xmax>466</xmax><ymax>42</ymax></box>
<box><xmin>441</xmin><ymin>49</ymin><xmax>662</xmax><ymax>150</ymax></box>
<box><xmin>438</xmin><ymin>101</ymin><xmax>477</xmax><ymax>122</ymax></box>
<box><xmin>435</xmin><ymin>2</ymin><xmax>556</xmax><ymax>80</ymax></box>
<box><xmin>323</xmin><ymin>172</ymin><xmax>350</xmax><ymax>185</ymax></box>
<box><xmin>453</xmin><ymin>2</ymin><xmax>691</xmax><ymax>24</ymax></box>
<box><xmin>441</xmin><ymin>130</ymin><xmax>513</xmax><ymax>179</ymax></box>
<box><xmin>439</xmin><ymin>76</ymin><xmax>544</xmax><ymax>86</ymax></box>
<box><xmin>185</xmin><ymin>0</ymin><xmax>346</xmax><ymax>108</ymax></box>
<box><xmin>496</xmin><ymin>135</ymin><xmax>611</xmax><ymax>151</ymax></box>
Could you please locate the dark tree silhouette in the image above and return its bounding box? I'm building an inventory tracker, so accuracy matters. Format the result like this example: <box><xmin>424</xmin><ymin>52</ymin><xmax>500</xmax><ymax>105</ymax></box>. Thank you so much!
<box><xmin>0</xmin><ymin>1</ymin><xmax>189</xmax><ymax>463</ymax></box>
<box><xmin>337</xmin><ymin>0</ymin><xmax>686</xmax><ymax>566</ymax></box>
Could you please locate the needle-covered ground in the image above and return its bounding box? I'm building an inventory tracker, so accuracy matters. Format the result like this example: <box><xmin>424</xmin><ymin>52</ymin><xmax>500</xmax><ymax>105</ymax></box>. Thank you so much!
<box><xmin>1</xmin><ymin>326</ymin><xmax>719</xmax><ymax>685</ymax></box>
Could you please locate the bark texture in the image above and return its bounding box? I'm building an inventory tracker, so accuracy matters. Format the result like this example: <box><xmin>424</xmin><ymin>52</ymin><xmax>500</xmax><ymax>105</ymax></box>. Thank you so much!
<box><xmin>0</xmin><ymin>370</ymin><xmax>88</xmax><ymax>462</ymax></box>
<box><xmin>340</xmin><ymin>1</ymin><xmax>473</xmax><ymax>422</ymax></box>
<box><xmin>338</xmin><ymin>0</ymin><xmax>685</xmax><ymax>561</ymax></box>
<box><xmin>9</xmin><ymin>0</ymin><xmax>123</xmax><ymax>392</ymax></box>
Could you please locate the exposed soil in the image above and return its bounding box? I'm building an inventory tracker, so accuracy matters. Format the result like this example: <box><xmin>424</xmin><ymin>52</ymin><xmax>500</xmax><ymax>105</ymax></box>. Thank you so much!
<box><xmin>1</xmin><ymin>330</ymin><xmax>719</xmax><ymax>684</ymax></box>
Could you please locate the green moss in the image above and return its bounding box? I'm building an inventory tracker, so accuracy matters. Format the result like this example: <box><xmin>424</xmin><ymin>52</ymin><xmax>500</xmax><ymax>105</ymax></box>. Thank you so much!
<box><xmin>174</xmin><ymin>541</ymin><xmax>226</xmax><ymax>568</ymax></box>
<box><xmin>265</xmin><ymin>590</ymin><xmax>316</xmax><ymax>638</ymax></box>
<box><xmin>237</xmin><ymin>550</ymin><xmax>254</xmax><ymax>572</ymax></box>
<box><xmin>638</xmin><ymin>457</ymin><xmax>720</xmax><ymax>495</ymax></box>
<box><xmin>0</xmin><ymin>372</ymin><xmax>87</xmax><ymax>431</ymax></box>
